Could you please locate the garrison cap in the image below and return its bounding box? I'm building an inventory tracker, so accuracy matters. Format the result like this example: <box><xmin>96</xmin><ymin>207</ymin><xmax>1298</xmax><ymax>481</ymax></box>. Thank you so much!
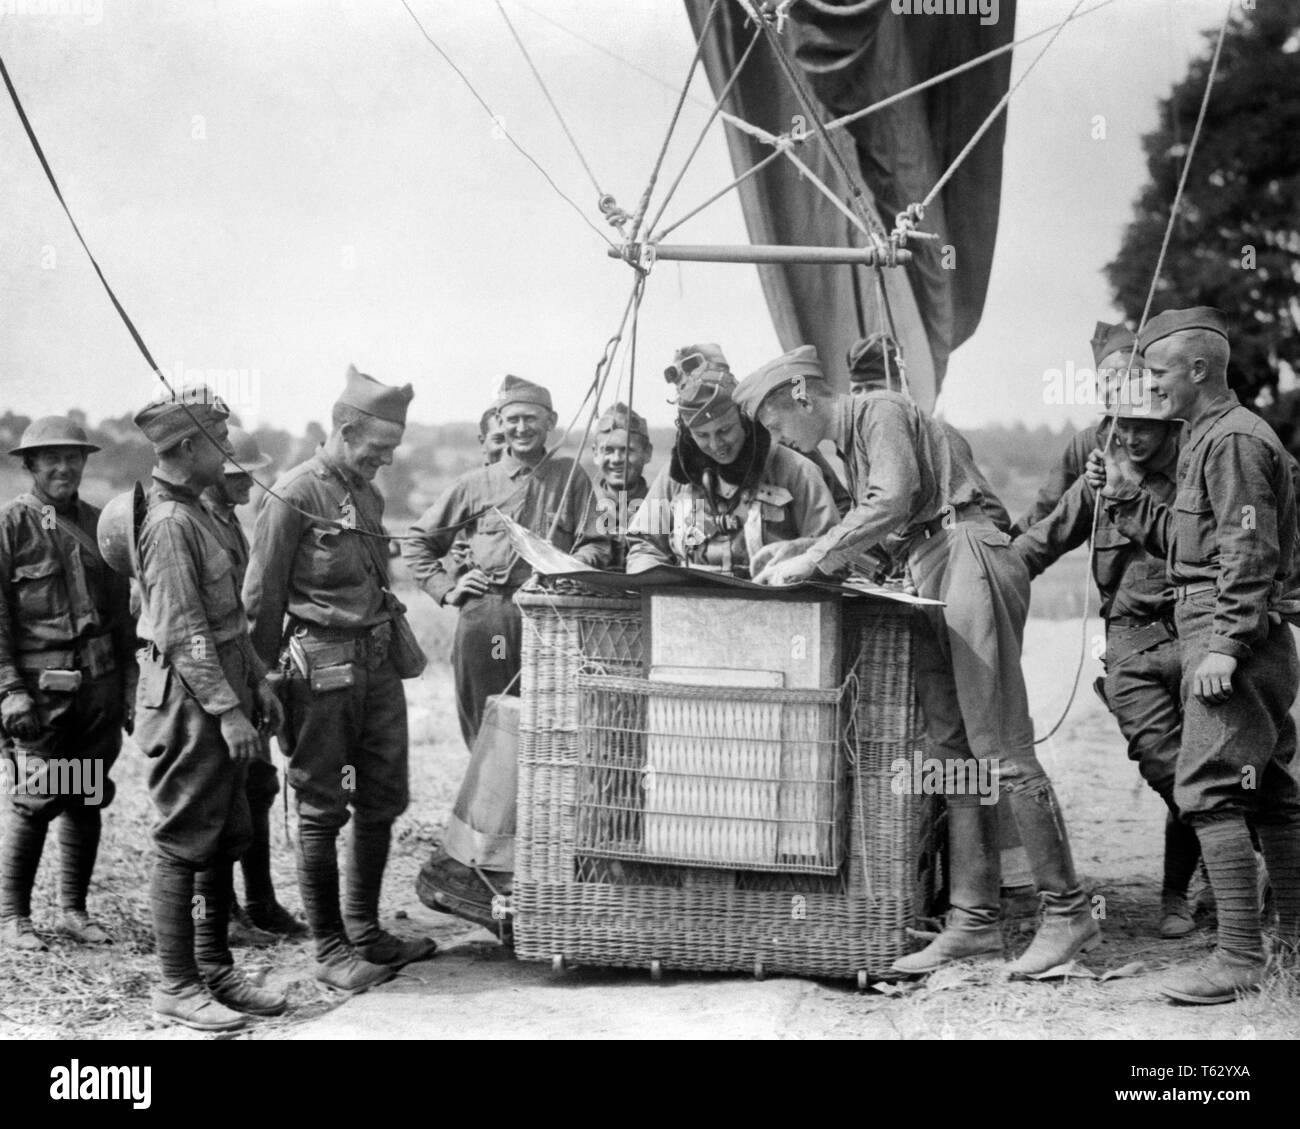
<box><xmin>1137</xmin><ymin>307</ymin><xmax>1230</xmax><ymax>351</ymax></box>
<box><xmin>336</xmin><ymin>364</ymin><xmax>414</xmax><ymax>426</ymax></box>
<box><xmin>594</xmin><ymin>401</ymin><xmax>649</xmax><ymax>442</ymax></box>
<box><xmin>495</xmin><ymin>374</ymin><xmax>553</xmax><ymax>413</ymax></box>
<box><xmin>1090</xmin><ymin>321</ymin><xmax>1137</xmax><ymax>367</ymax></box>
<box><xmin>9</xmin><ymin>416</ymin><xmax>101</xmax><ymax>457</ymax></box>
<box><xmin>133</xmin><ymin>384</ymin><xmax>230</xmax><ymax>454</ymax></box>
<box><xmin>845</xmin><ymin>333</ymin><xmax>901</xmax><ymax>387</ymax></box>
<box><xmin>733</xmin><ymin>345</ymin><xmax>826</xmax><ymax>417</ymax></box>
<box><xmin>222</xmin><ymin>426</ymin><xmax>272</xmax><ymax>475</ymax></box>
<box><xmin>478</xmin><ymin>405</ymin><xmax>501</xmax><ymax>436</ymax></box>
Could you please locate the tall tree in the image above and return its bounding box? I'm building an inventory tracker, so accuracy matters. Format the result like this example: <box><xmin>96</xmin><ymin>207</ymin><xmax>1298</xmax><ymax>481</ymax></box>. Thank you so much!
<box><xmin>1106</xmin><ymin>5</ymin><xmax>1300</xmax><ymax>406</ymax></box>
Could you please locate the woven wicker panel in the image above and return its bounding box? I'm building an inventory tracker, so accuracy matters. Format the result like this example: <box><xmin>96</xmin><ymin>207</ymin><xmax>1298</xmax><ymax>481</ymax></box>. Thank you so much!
<box><xmin>575</xmin><ymin>675</ymin><xmax>847</xmax><ymax>874</ymax></box>
<box><xmin>515</xmin><ymin>593</ymin><xmax>934</xmax><ymax>979</ymax></box>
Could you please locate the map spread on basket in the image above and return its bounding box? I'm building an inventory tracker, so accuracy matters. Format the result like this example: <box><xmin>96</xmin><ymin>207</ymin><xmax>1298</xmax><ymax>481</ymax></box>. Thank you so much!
<box><xmin>496</xmin><ymin>509</ymin><xmax>945</xmax><ymax>606</ymax></box>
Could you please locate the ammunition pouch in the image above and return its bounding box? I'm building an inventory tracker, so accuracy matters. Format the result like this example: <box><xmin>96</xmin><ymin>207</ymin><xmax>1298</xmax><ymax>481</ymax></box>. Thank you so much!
<box><xmin>36</xmin><ymin>669</ymin><xmax>83</xmax><ymax>694</ymax></box>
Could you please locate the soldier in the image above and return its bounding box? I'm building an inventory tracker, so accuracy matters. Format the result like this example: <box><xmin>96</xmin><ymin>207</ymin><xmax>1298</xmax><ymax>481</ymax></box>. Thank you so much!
<box><xmin>739</xmin><ymin>346</ymin><xmax>1100</xmax><ymax>978</ymax></box>
<box><xmin>1014</xmin><ymin>354</ymin><xmax>1201</xmax><ymax>939</ymax></box>
<box><xmin>1098</xmin><ymin>307</ymin><xmax>1300</xmax><ymax>1002</ymax></box>
<box><xmin>244</xmin><ymin>366</ymin><xmax>435</xmax><ymax>994</ymax></box>
<box><xmin>131</xmin><ymin>387</ymin><xmax>287</xmax><ymax>1030</ymax></box>
<box><xmin>478</xmin><ymin>406</ymin><xmax>508</xmax><ymax>467</ymax></box>
<box><xmin>591</xmin><ymin>401</ymin><xmax>652</xmax><ymax>571</ymax></box>
<box><xmin>405</xmin><ymin>374</ymin><xmax>611</xmax><ymax>746</ymax></box>
<box><xmin>0</xmin><ymin>418</ymin><xmax>135</xmax><ymax>952</ymax></box>
<box><xmin>406</xmin><ymin>374</ymin><xmax>610</xmax><ymax>928</ymax></box>
<box><xmin>625</xmin><ymin>344</ymin><xmax>839</xmax><ymax>576</ymax></box>
<box><xmin>201</xmin><ymin>427</ymin><xmax>305</xmax><ymax>941</ymax></box>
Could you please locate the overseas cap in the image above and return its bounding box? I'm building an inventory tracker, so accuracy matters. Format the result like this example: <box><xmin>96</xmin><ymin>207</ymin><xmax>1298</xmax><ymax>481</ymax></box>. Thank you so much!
<box><xmin>336</xmin><ymin>364</ymin><xmax>414</xmax><ymax>425</ymax></box>
<box><xmin>594</xmin><ymin>401</ymin><xmax>649</xmax><ymax>442</ymax></box>
<box><xmin>845</xmin><ymin>333</ymin><xmax>900</xmax><ymax>387</ymax></box>
<box><xmin>222</xmin><ymin>426</ymin><xmax>273</xmax><ymax>475</ymax></box>
<box><xmin>1090</xmin><ymin>321</ymin><xmax>1137</xmax><ymax>367</ymax></box>
<box><xmin>133</xmin><ymin>385</ymin><xmax>230</xmax><ymax>454</ymax></box>
<box><xmin>733</xmin><ymin>345</ymin><xmax>826</xmax><ymax>417</ymax></box>
<box><xmin>1137</xmin><ymin>306</ymin><xmax>1229</xmax><ymax>351</ymax></box>
<box><xmin>9</xmin><ymin>415</ymin><xmax>101</xmax><ymax>457</ymax></box>
<box><xmin>478</xmin><ymin>405</ymin><xmax>501</xmax><ymax>435</ymax></box>
<box><xmin>495</xmin><ymin>374</ymin><xmax>553</xmax><ymax>413</ymax></box>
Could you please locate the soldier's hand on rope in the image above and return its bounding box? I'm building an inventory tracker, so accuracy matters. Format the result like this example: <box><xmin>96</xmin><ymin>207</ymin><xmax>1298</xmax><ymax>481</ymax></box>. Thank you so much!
<box><xmin>1083</xmin><ymin>447</ymin><xmax>1107</xmax><ymax>491</ymax></box>
<box><xmin>257</xmin><ymin>680</ymin><xmax>285</xmax><ymax>735</ymax></box>
<box><xmin>446</xmin><ymin>567</ymin><xmax>491</xmax><ymax>607</ymax></box>
<box><xmin>749</xmin><ymin>537</ymin><xmax>814</xmax><ymax>576</ymax></box>
<box><xmin>0</xmin><ymin>690</ymin><xmax>40</xmax><ymax>740</ymax></box>
<box><xmin>1192</xmin><ymin>652</ymin><xmax>1236</xmax><ymax>705</ymax></box>
<box><xmin>219</xmin><ymin>707</ymin><xmax>262</xmax><ymax>762</ymax></box>
<box><xmin>754</xmin><ymin>551</ymin><xmax>817</xmax><ymax>587</ymax></box>
<box><xmin>1098</xmin><ymin>432</ymin><xmax>1141</xmax><ymax>496</ymax></box>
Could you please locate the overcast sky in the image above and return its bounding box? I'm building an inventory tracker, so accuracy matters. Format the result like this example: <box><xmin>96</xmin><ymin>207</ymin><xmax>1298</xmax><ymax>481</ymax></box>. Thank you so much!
<box><xmin>0</xmin><ymin>0</ymin><xmax>1230</xmax><ymax>435</ymax></box>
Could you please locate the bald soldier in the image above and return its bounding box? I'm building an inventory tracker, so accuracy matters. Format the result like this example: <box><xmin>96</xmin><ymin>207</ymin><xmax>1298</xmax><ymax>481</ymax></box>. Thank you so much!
<box><xmin>1015</xmin><ymin>334</ymin><xmax>1200</xmax><ymax>940</ymax></box>
<box><xmin>131</xmin><ymin>387</ymin><xmax>287</xmax><ymax>1030</ymax></box>
<box><xmin>245</xmin><ymin>366</ymin><xmax>436</xmax><ymax>995</ymax></box>
<box><xmin>590</xmin><ymin>401</ymin><xmax>652</xmax><ymax>571</ymax></box>
<box><xmin>625</xmin><ymin>344</ymin><xmax>839</xmax><ymax>576</ymax></box>
<box><xmin>1098</xmin><ymin>307</ymin><xmax>1300</xmax><ymax>1002</ymax></box>
<box><xmin>0</xmin><ymin>418</ymin><xmax>135</xmax><ymax>952</ymax></box>
<box><xmin>406</xmin><ymin>374</ymin><xmax>610</xmax><ymax>930</ymax></box>
<box><xmin>202</xmin><ymin>427</ymin><xmax>304</xmax><ymax>940</ymax></box>
<box><xmin>738</xmin><ymin>346</ymin><xmax>1100</xmax><ymax>978</ymax></box>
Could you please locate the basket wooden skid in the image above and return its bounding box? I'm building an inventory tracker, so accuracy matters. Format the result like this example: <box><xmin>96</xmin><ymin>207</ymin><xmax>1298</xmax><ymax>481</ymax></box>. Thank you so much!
<box><xmin>513</xmin><ymin>587</ymin><xmax>934</xmax><ymax>979</ymax></box>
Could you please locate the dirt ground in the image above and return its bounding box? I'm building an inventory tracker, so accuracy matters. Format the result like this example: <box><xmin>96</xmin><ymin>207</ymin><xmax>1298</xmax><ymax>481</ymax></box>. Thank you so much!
<box><xmin>2</xmin><ymin>610</ymin><xmax>1298</xmax><ymax>1041</ymax></box>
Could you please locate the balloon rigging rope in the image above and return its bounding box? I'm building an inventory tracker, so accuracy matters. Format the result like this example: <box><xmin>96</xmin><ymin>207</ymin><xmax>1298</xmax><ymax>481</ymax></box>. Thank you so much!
<box><xmin>1032</xmin><ymin>0</ymin><xmax>1232</xmax><ymax>746</ymax></box>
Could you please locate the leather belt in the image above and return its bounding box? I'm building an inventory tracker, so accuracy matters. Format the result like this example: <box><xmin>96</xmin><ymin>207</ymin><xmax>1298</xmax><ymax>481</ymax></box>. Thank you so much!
<box><xmin>1174</xmin><ymin>583</ymin><xmax>1216</xmax><ymax>601</ymax></box>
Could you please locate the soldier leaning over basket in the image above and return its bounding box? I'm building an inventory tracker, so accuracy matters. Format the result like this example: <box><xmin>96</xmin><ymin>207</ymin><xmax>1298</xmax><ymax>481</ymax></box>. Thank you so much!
<box><xmin>624</xmin><ymin>344</ymin><xmax>840</xmax><ymax>575</ymax></box>
<box><xmin>130</xmin><ymin>388</ymin><xmax>288</xmax><ymax>1030</ymax></box>
<box><xmin>737</xmin><ymin>346</ymin><xmax>1101</xmax><ymax>978</ymax></box>
<box><xmin>0</xmin><ymin>418</ymin><xmax>135</xmax><ymax>952</ymax></box>
<box><xmin>1013</xmin><ymin>328</ymin><xmax>1201</xmax><ymax>940</ymax></box>
<box><xmin>591</xmin><ymin>401</ymin><xmax>652</xmax><ymax>571</ymax></box>
<box><xmin>201</xmin><ymin>426</ymin><xmax>306</xmax><ymax>942</ymax></box>
<box><xmin>244</xmin><ymin>366</ymin><xmax>436</xmax><ymax>995</ymax></box>
<box><xmin>405</xmin><ymin>374</ymin><xmax>610</xmax><ymax>929</ymax></box>
<box><xmin>1096</xmin><ymin>307</ymin><xmax>1300</xmax><ymax>1003</ymax></box>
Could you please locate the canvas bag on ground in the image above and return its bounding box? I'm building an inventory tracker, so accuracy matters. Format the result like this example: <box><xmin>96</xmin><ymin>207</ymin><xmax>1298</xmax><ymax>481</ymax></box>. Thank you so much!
<box><xmin>443</xmin><ymin>693</ymin><xmax>520</xmax><ymax>872</ymax></box>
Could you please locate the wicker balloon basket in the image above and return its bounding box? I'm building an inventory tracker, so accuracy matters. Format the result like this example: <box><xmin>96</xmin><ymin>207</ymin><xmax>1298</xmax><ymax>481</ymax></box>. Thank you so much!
<box><xmin>512</xmin><ymin>584</ymin><xmax>939</xmax><ymax>984</ymax></box>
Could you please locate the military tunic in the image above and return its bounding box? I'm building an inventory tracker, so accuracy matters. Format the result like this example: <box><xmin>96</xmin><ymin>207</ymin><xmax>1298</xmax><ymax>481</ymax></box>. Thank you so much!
<box><xmin>244</xmin><ymin>450</ymin><xmax>409</xmax><ymax>830</ymax></box>
<box><xmin>1014</xmin><ymin>439</ymin><xmax>1183</xmax><ymax>799</ymax></box>
<box><xmin>405</xmin><ymin>451</ymin><xmax>611</xmax><ymax>748</ymax></box>
<box><xmin>0</xmin><ymin>493</ymin><xmax>133</xmax><ymax>818</ymax></box>
<box><xmin>625</xmin><ymin>443</ymin><xmax>838</xmax><ymax>574</ymax></box>
<box><xmin>134</xmin><ymin>477</ymin><xmax>264</xmax><ymax>865</ymax></box>
<box><xmin>1106</xmin><ymin>396</ymin><xmax>1300</xmax><ymax>823</ymax></box>
<box><xmin>807</xmin><ymin>392</ymin><xmax>1042</xmax><ymax>787</ymax></box>
<box><xmin>203</xmin><ymin>495</ymin><xmax>279</xmax><ymax>814</ymax></box>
